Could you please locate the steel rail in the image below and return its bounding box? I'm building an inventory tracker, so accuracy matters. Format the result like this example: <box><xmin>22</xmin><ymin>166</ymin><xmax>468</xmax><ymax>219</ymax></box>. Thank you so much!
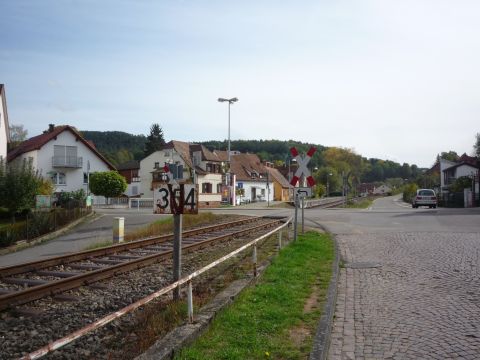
<box><xmin>0</xmin><ymin>218</ymin><xmax>282</xmax><ymax>311</ymax></box>
<box><xmin>0</xmin><ymin>217</ymin><xmax>260</xmax><ymax>277</ymax></box>
<box><xmin>20</xmin><ymin>217</ymin><xmax>292</xmax><ymax>360</ymax></box>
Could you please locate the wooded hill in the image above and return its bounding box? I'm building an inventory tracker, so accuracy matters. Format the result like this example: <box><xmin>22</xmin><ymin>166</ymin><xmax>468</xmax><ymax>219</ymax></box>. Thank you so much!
<box><xmin>81</xmin><ymin>131</ymin><xmax>426</xmax><ymax>189</ymax></box>
<box><xmin>81</xmin><ymin>131</ymin><xmax>147</xmax><ymax>166</ymax></box>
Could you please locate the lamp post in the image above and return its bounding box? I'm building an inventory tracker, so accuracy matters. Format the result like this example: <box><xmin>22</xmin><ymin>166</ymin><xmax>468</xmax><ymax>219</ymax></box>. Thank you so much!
<box><xmin>326</xmin><ymin>173</ymin><xmax>332</xmax><ymax>197</ymax></box>
<box><xmin>218</xmin><ymin>97</ymin><xmax>238</xmax><ymax>205</ymax></box>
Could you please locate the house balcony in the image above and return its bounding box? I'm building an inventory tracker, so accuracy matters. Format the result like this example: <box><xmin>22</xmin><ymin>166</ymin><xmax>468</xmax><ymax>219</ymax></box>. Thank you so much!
<box><xmin>52</xmin><ymin>156</ymin><xmax>83</xmax><ymax>168</ymax></box>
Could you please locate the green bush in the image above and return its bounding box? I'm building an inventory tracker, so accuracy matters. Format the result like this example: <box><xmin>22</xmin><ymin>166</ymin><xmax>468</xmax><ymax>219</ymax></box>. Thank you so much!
<box><xmin>0</xmin><ymin>222</ymin><xmax>26</xmax><ymax>247</ymax></box>
<box><xmin>450</xmin><ymin>176</ymin><xmax>473</xmax><ymax>192</ymax></box>
<box><xmin>403</xmin><ymin>183</ymin><xmax>418</xmax><ymax>203</ymax></box>
<box><xmin>0</xmin><ymin>208</ymin><xmax>91</xmax><ymax>248</ymax></box>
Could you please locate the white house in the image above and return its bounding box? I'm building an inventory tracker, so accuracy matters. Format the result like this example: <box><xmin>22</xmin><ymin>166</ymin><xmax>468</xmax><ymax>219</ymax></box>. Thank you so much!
<box><xmin>139</xmin><ymin>140</ymin><xmax>225</xmax><ymax>207</ymax></box>
<box><xmin>230</xmin><ymin>153</ymin><xmax>273</xmax><ymax>204</ymax></box>
<box><xmin>442</xmin><ymin>161</ymin><xmax>479</xmax><ymax>193</ymax></box>
<box><xmin>439</xmin><ymin>158</ymin><xmax>457</xmax><ymax>192</ymax></box>
<box><xmin>372</xmin><ymin>184</ymin><xmax>392</xmax><ymax>195</ymax></box>
<box><xmin>7</xmin><ymin>124</ymin><xmax>115</xmax><ymax>193</ymax></box>
<box><xmin>0</xmin><ymin>84</ymin><xmax>10</xmax><ymax>160</ymax></box>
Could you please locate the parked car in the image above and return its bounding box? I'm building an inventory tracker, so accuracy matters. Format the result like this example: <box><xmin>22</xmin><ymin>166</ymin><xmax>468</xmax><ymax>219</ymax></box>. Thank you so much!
<box><xmin>412</xmin><ymin>189</ymin><xmax>437</xmax><ymax>208</ymax></box>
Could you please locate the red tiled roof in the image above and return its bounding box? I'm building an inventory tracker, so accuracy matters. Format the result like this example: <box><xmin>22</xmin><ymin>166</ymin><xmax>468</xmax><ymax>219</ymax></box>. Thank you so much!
<box><xmin>7</xmin><ymin>125</ymin><xmax>115</xmax><ymax>170</ymax></box>
<box><xmin>459</xmin><ymin>153</ymin><xmax>479</xmax><ymax>167</ymax></box>
<box><xmin>212</xmin><ymin>150</ymin><xmax>229</xmax><ymax>162</ymax></box>
<box><xmin>266</xmin><ymin>167</ymin><xmax>290</xmax><ymax>188</ymax></box>
<box><xmin>190</xmin><ymin>144</ymin><xmax>223</xmax><ymax>162</ymax></box>
<box><xmin>230</xmin><ymin>153</ymin><xmax>268</xmax><ymax>182</ymax></box>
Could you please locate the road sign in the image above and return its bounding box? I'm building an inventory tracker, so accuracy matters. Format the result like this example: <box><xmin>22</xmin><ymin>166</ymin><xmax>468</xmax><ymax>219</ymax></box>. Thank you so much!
<box><xmin>290</xmin><ymin>146</ymin><xmax>316</xmax><ymax>187</ymax></box>
<box><xmin>154</xmin><ymin>184</ymin><xmax>198</xmax><ymax>214</ymax></box>
<box><xmin>294</xmin><ymin>187</ymin><xmax>312</xmax><ymax>198</ymax></box>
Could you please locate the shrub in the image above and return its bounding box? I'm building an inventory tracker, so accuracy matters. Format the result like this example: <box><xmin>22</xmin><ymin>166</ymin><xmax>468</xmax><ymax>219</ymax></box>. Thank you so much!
<box><xmin>403</xmin><ymin>183</ymin><xmax>418</xmax><ymax>203</ymax></box>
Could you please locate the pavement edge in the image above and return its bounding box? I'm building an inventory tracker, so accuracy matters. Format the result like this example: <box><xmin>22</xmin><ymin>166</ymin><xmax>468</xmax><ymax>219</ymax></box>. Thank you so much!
<box><xmin>309</xmin><ymin>231</ymin><xmax>340</xmax><ymax>360</ymax></box>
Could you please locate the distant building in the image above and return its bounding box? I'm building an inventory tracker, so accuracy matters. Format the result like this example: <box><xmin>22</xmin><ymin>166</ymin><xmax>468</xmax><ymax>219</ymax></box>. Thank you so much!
<box><xmin>230</xmin><ymin>153</ymin><xmax>273</xmax><ymax>204</ymax></box>
<box><xmin>117</xmin><ymin>160</ymin><xmax>141</xmax><ymax>197</ymax></box>
<box><xmin>0</xmin><ymin>84</ymin><xmax>10</xmax><ymax>160</ymax></box>
<box><xmin>372</xmin><ymin>184</ymin><xmax>392</xmax><ymax>195</ymax></box>
<box><xmin>139</xmin><ymin>140</ymin><xmax>225</xmax><ymax>207</ymax></box>
<box><xmin>265</xmin><ymin>163</ymin><xmax>291</xmax><ymax>201</ymax></box>
<box><xmin>357</xmin><ymin>183</ymin><xmax>376</xmax><ymax>197</ymax></box>
<box><xmin>7</xmin><ymin>124</ymin><xmax>115</xmax><ymax>193</ymax></box>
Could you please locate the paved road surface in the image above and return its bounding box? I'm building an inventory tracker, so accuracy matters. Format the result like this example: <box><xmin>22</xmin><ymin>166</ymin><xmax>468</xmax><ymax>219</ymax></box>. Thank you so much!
<box><xmin>2</xmin><ymin>196</ymin><xmax>479</xmax><ymax>359</ymax></box>
<box><xmin>316</xmin><ymin>196</ymin><xmax>480</xmax><ymax>359</ymax></box>
<box><xmin>0</xmin><ymin>208</ymin><xmax>169</xmax><ymax>267</ymax></box>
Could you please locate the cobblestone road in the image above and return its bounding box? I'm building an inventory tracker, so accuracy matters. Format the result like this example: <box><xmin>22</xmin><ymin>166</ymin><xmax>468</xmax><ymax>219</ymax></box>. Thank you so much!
<box><xmin>328</xmin><ymin>231</ymin><xmax>480</xmax><ymax>359</ymax></box>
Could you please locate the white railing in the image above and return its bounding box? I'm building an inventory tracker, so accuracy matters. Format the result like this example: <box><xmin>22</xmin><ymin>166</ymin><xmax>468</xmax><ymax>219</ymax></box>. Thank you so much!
<box><xmin>92</xmin><ymin>196</ymin><xmax>129</xmax><ymax>208</ymax></box>
<box><xmin>128</xmin><ymin>198</ymin><xmax>154</xmax><ymax>209</ymax></box>
<box><xmin>52</xmin><ymin>156</ymin><xmax>83</xmax><ymax>168</ymax></box>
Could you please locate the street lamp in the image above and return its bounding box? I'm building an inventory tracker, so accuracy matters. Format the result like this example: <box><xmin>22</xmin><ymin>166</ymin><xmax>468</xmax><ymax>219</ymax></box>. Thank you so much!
<box><xmin>326</xmin><ymin>173</ymin><xmax>332</xmax><ymax>197</ymax></box>
<box><xmin>218</xmin><ymin>97</ymin><xmax>238</xmax><ymax>205</ymax></box>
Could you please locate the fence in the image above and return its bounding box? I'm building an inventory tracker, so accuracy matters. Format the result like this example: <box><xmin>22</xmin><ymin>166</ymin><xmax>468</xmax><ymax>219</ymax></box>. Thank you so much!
<box><xmin>91</xmin><ymin>196</ymin><xmax>154</xmax><ymax>209</ymax></box>
<box><xmin>129</xmin><ymin>198</ymin><xmax>154</xmax><ymax>209</ymax></box>
<box><xmin>0</xmin><ymin>207</ymin><xmax>92</xmax><ymax>248</ymax></box>
<box><xmin>21</xmin><ymin>217</ymin><xmax>293</xmax><ymax>359</ymax></box>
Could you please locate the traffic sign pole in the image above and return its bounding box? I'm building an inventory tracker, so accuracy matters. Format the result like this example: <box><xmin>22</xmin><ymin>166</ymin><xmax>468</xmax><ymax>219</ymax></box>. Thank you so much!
<box><xmin>301</xmin><ymin>197</ymin><xmax>305</xmax><ymax>234</ymax></box>
<box><xmin>294</xmin><ymin>194</ymin><xmax>298</xmax><ymax>241</ymax></box>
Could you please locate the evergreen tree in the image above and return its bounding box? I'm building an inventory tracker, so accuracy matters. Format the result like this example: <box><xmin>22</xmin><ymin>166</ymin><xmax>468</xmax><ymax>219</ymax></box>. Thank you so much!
<box><xmin>144</xmin><ymin>123</ymin><xmax>166</xmax><ymax>157</ymax></box>
<box><xmin>474</xmin><ymin>133</ymin><xmax>480</xmax><ymax>158</ymax></box>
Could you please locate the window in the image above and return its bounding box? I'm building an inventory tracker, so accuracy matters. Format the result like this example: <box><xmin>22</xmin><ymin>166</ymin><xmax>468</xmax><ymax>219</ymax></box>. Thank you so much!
<box><xmin>216</xmin><ymin>183</ymin><xmax>222</xmax><ymax>194</ymax></box>
<box><xmin>154</xmin><ymin>162</ymin><xmax>160</xmax><ymax>169</ymax></box>
<box><xmin>83</xmin><ymin>172</ymin><xmax>88</xmax><ymax>184</ymax></box>
<box><xmin>50</xmin><ymin>172</ymin><xmax>66</xmax><ymax>185</ymax></box>
<box><xmin>202</xmin><ymin>183</ymin><xmax>213</xmax><ymax>193</ymax></box>
<box><xmin>132</xmin><ymin>186</ymin><xmax>138</xmax><ymax>195</ymax></box>
<box><xmin>53</xmin><ymin>145</ymin><xmax>79</xmax><ymax>167</ymax></box>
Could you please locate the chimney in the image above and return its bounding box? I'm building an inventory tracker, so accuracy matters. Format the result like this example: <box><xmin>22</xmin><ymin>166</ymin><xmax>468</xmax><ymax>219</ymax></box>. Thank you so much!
<box><xmin>48</xmin><ymin>124</ymin><xmax>55</xmax><ymax>132</ymax></box>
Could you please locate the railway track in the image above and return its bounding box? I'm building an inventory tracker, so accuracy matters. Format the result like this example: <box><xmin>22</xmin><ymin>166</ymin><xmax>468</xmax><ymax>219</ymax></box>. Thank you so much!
<box><xmin>0</xmin><ymin>216</ymin><xmax>284</xmax><ymax>311</ymax></box>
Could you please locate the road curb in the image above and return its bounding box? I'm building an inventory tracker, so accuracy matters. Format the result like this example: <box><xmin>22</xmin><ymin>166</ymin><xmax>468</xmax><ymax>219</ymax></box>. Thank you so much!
<box><xmin>309</xmin><ymin>232</ymin><xmax>340</xmax><ymax>360</ymax></box>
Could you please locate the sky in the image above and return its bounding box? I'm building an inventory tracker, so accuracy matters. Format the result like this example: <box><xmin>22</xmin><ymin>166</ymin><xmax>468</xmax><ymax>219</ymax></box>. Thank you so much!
<box><xmin>1</xmin><ymin>0</ymin><xmax>479</xmax><ymax>168</ymax></box>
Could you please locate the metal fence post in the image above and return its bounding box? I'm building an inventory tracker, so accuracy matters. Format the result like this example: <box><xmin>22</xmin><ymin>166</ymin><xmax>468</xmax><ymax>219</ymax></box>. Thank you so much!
<box><xmin>187</xmin><ymin>280</ymin><xmax>194</xmax><ymax>323</ymax></box>
<box><xmin>253</xmin><ymin>243</ymin><xmax>257</xmax><ymax>277</ymax></box>
<box><xmin>173</xmin><ymin>214</ymin><xmax>182</xmax><ymax>300</ymax></box>
<box><xmin>294</xmin><ymin>194</ymin><xmax>298</xmax><ymax>241</ymax></box>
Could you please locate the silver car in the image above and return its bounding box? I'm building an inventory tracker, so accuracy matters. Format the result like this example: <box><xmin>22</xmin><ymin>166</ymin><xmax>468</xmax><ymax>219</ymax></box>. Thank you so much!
<box><xmin>412</xmin><ymin>189</ymin><xmax>437</xmax><ymax>208</ymax></box>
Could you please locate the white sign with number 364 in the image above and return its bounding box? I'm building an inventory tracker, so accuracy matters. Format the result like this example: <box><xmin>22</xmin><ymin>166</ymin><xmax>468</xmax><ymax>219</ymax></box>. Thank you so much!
<box><xmin>153</xmin><ymin>184</ymin><xmax>198</xmax><ymax>214</ymax></box>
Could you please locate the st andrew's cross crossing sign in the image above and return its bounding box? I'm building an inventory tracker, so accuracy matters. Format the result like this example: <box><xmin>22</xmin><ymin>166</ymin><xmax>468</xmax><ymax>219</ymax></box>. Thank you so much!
<box><xmin>290</xmin><ymin>146</ymin><xmax>316</xmax><ymax>187</ymax></box>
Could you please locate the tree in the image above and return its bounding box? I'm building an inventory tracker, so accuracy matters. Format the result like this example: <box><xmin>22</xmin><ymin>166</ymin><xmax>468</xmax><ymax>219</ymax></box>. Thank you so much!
<box><xmin>440</xmin><ymin>151</ymin><xmax>459</xmax><ymax>162</ymax></box>
<box><xmin>144</xmin><ymin>123</ymin><xmax>166</xmax><ymax>157</ymax></box>
<box><xmin>0</xmin><ymin>158</ymin><xmax>42</xmax><ymax>222</ymax></box>
<box><xmin>89</xmin><ymin>171</ymin><xmax>127</xmax><ymax>200</ymax></box>
<box><xmin>450</xmin><ymin>176</ymin><xmax>473</xmax><ymax>192</ymax></box>
<box><xmin>474</xmin><ymin>133</ymin><xmax>480</xmax><ymax>158</ymax></box>
<box><xmin>8</xmin><ymin>124</ymin><xmax>28</xmax><ymax>150</ymax></box>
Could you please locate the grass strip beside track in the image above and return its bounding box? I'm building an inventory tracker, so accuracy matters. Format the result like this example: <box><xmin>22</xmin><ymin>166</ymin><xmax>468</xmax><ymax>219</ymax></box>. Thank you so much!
<box><xmin>176</xmin><ymin>231</ymin><xmax>334</xmax><ymax>360</ymax></box>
